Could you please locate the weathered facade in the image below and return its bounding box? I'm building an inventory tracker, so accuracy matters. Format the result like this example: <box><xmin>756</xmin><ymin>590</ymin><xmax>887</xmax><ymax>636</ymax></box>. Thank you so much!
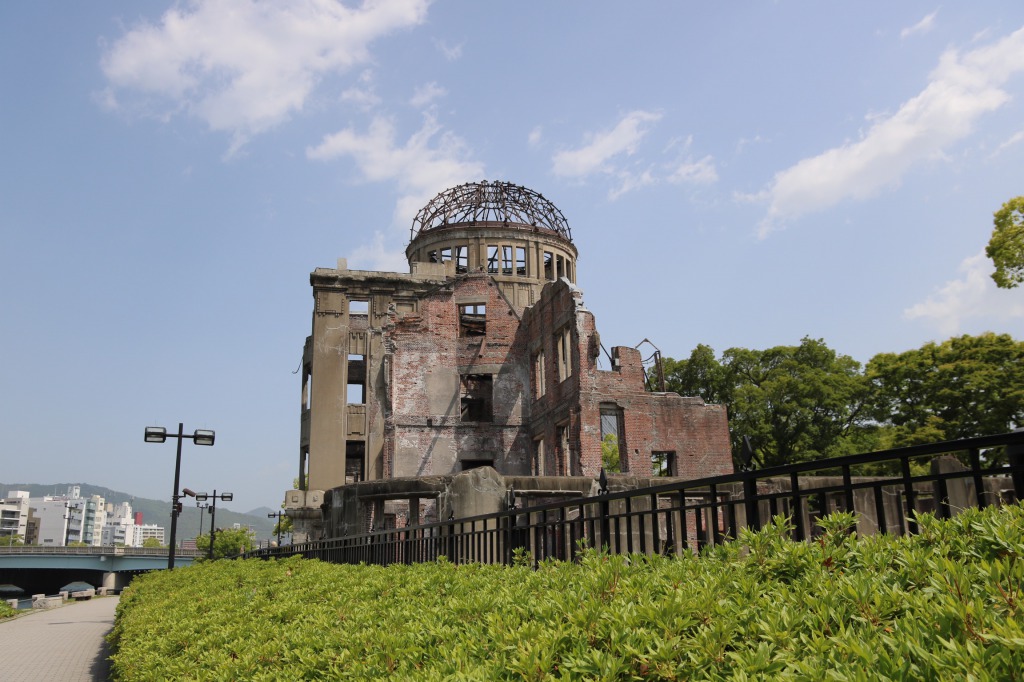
<box><xmin>286</xmin><ymin>182</ymin><xmax>732</xmax><ymax>540</ymax></box>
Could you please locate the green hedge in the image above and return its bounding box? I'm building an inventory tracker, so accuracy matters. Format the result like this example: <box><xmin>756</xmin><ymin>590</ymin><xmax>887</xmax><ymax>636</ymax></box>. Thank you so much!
<box><xmin>0</xmin><ymin>601</ymin><xmax>16</xmax><ymax>620</ymax></box>
<box><xmin>109</xmin><ymin>503</ymin><xmax>1024</xmax><ymax>680</ymax></box>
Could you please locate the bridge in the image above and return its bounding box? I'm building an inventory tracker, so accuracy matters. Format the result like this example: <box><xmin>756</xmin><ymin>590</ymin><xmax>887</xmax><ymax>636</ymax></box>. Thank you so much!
<box><xmin>0</xmin><ymin>546</ymin><xmax>203</xmax><ymax>595</ymax></box>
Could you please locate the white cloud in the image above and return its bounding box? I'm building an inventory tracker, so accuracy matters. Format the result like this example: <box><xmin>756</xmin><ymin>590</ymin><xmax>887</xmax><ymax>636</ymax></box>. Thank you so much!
<box><xmin>992</xmin><ymin>129</ymin><xmax>1024</xmax><ymax>156</ymax></box>
<box><xmin>903</xmin><ymin>252</ymin><xmax>1024</xmax><ymax>334</ymax></box>
<box><xmin>348</xmin><ymin>231</ymin><xmax>410</xmax><ymax>272</ymax></box>
<box><xmin>552</xmin><ymin>110</ymin><xmax>662</xmax><ymax>178</ymax></box>
<box><xmin>434</xmin><ymin>39</ymin><xmax>463</xmax><ymax>61</ymax></box>
<box><xmin>609</xmin><ymin>169</ymin><xmax>656</xmax><ymax>200</ymax></box>
<box><xmin>306</xmin><ymin>113</ymin><xmax>485</xmax><ymax>226</ymax></box>
<box><xmin>757</xmin><ymin>25</ymin><xmax>1024</xmax><ymax>237</ymax></box>
<box><xmin>409</xmin><ymin>82</ymin><xmax>446</xmax><ymax>108</ymax></box>
<box><xmin>668</xmin><ymin>155</ymin><xmax>718</xmax><ymax>185</ymax></box>
<box><xmin>527</xmin><ymin>126</ymin><xmax>543</xmax><ymax>148</ymax></box>
<box><xmin>100</xmin><ymin>0</ymin><xmax>430</xmax><ymax>154</ymax></box>
<box><xmin>901</xmin><ymin>11</ymin><xmax>938</xmax><ymax>40</ymax></box>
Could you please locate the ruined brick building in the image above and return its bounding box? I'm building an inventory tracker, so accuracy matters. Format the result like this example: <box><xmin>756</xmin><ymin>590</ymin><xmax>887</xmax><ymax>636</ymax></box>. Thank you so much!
<box><xmin>285</xmin><ymin>182</ymin><xmax>732</xmax><ymax>540</ymax></box>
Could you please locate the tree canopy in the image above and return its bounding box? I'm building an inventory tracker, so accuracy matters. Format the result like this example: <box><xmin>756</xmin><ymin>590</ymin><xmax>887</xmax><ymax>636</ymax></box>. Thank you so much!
<box><xmin>196</xmin><ymin>527</ymin><xmax>256</xmax><ymax>560</ymax></box>
<box><xmin>986</xmin><ymin>196</ymin><xmax>1024</xmax><ymax>289</ymax></box>
<box><xmin>661</xmin><ymin>333</ymin><xmax>1024</xmax><ymax>468</ymax></box>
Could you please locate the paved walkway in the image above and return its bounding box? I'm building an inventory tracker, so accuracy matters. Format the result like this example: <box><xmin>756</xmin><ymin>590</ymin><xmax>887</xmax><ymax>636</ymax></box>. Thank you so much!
<box><xmin>0</xmin><ymin>596</ymin><xmax>119</xmax><ymax>681</ymax></box>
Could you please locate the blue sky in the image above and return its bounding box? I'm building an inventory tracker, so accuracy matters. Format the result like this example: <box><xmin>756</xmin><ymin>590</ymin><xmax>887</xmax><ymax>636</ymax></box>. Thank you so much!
<box><xmin>2</xmin><ymin>2</ymin><xmax>1024</xmax><ymax>512</ymax></box>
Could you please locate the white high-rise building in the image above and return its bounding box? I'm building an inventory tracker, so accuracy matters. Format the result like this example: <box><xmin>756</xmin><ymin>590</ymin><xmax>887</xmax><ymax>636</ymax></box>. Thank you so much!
<box><xmin>133</xmin><ymin>524</ymin><xmax>165</xmax><ymax>546</ymax></box>
<box><xmin>1</xmin><ymin>491</ymin><xmax>30</xmax><ymax>543</ymax></box>
<box><xmin>101</xmin><ymin>500</ymin><xmax>136</xmax><ymax>546</ymax></box>
<box><xmin>67</xmin><ymin>492</ymin><xmax>106</xmax><ymax>546</ymax></box>
<box><xmin>29</xmin><ymin>497</ymin><xmax>71</xmax><ymax>546</ymax></box>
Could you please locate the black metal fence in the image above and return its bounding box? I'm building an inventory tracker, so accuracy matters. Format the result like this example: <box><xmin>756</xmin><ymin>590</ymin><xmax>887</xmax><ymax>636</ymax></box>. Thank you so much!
<box><xmin>246</xmin><ymin>431</ymin><xmax>1024</xmax><ymax>567</ymax></box>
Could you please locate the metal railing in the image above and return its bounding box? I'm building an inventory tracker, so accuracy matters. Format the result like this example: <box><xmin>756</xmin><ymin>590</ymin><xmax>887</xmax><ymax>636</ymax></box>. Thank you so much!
<box><xmin>246</xmin><ymin>431</ymin><xmax>1024</xmax><ymax>567</ymax></box>
<box><xmin>0</xmin><ymin>546</ymin><xmax>204</xmax><ymax>557</ymax></box>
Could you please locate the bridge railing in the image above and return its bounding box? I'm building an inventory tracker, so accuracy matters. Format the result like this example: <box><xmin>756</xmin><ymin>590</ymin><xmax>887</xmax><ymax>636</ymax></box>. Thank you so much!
<box><xmin>245</xmin><ymin>431</ymin><xmax>1024</xmax><ymax>567</ymax></box>
<box><xmin>0</xmin><ymin>546</ymin><xmax>204</xmax><ymax>558</ymax></box>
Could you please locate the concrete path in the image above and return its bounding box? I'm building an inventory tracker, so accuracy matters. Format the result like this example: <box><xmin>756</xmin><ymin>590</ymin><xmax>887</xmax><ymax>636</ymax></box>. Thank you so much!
<box><xmin>0</xmin><ymin>596</ymin><xmax>119</xmax><ymax>681</ymax></box>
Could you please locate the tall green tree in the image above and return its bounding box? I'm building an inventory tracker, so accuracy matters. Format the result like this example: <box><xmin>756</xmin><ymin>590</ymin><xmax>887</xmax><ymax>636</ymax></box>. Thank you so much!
<box><xmin>663</xmin><ymin>338</ymin><xmax>872</xmax><ymax>468</ymax></box>
<box><xmin>866</xmin><ymin>332</ymin><xmax>1024</xmax><ymax>446</ymax></box>
<box><xmin>986</xmin><ymin>196</ymin><xmax>1024</xmax><ymax>288</ymax></box>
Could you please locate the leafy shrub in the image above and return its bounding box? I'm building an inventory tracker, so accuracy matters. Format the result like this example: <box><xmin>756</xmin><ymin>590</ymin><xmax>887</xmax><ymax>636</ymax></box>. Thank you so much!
<box><xmin>0</xmin><ymin>601</ymin><xmax>16</xmax><ymax>620</ymax></box>
<box><xmin>109</xmin><ymin>503</ymin><xmax>1024</xmax><ymax>680</ymax></box>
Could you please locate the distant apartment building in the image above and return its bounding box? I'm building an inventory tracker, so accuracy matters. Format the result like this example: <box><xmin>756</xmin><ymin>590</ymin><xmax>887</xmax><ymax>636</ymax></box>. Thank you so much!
<box><xmin>133</xmin><ymin>524</ymin><xmax>165</xmax><ymax>546</ymax></box>
<box><xmin>27</xmin><ymin>497</ymin><xmax>71</xmax><ymax>546</ymax></box>
<box><xmin>100</xmin><ymin>500</ymin><xmax>136</xmax><ymax>546</ymax></box>
<box><xmin>1</xmin><ymin>491</ymin><xmax>30</xmax><ymax>542</ymax></box>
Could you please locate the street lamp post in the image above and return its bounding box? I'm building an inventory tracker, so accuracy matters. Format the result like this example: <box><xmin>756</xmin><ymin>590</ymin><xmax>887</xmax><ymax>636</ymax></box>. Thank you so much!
<box><xmin>197</xmin><ymin>501</ymin><xmax>209</xmax><ymax>539</ymax></box>
<box><xmin>267</xmin><ymin>511</ymin><xmax>286</xmax><ymax>546</ymax></box>
<box><xmin>144</xmin><ymin>423</ymin><xmax>215</xmax><ymax>569</ymax></box>
<box><xmin>194</xmin><ymin>490</ymin><xmax>233</xmax><ymax>560</ymax></box>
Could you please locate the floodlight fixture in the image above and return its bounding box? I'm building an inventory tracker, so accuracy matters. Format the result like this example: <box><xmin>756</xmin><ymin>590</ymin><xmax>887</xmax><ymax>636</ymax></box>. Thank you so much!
<box><xmin>144</xmin><ymin>427</ymin><xmax>167</xmax><ymax>443</ymax></box>
<box><xmin>193</xmin><ymin>430</ymin><xmax>215</xmax><ymax>446</ymax></box>
<box><xmin>194</xmin><ymin>493</ymin><xmax>209</xmax><ymax>502</ymax></box>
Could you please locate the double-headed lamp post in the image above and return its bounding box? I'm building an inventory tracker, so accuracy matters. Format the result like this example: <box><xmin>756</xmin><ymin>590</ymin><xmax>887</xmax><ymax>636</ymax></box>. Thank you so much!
<box><xmin>267</xmin><ymin>511</ymin><xmax>286</xmax><ymax>547</ymax></box>
<box><xmin>194</xmin><ymin>490</ymin><xmax>233</xmax><ymax>560</ymax></box>
<box><xmin>144</xmin><ymin>423</ymin><xmax>215</xmax><ymax>569</ymax></box>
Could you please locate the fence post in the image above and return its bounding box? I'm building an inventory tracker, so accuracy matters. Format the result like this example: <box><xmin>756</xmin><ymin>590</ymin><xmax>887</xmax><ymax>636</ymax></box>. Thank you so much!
<box><xmin>743</xmin><ymin>473</ymin><xmax>760</xmax><ymax>533</ymax></box>
<box><xmin>1009</xmin><ymin>435</ymin><xmax>1024</xmax><ymax>502</ymax></box>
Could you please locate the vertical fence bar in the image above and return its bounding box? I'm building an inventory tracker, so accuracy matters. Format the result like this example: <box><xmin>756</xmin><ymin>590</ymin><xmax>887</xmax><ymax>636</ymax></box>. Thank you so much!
<box><xmin>969</xmin><ymin>448</ymin><xmax>987</xmax><ymax>509</ymax></box>
<box><xmin>900</xmin><ymin>455</ymin><xmax>917</xmax><ymax>534</ymax></box>
<box><xmin>789</xmin><ymin>473</ymin><xmax>804</xmax><ymax>542</ymax></box>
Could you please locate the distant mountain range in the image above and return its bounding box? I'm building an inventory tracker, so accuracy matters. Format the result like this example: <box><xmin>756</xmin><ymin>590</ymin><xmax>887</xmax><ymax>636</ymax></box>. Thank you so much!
<box><xmin>0</xmin><ymin>482</ymin><xmax>278</xmax><ymax>541</ymax></box>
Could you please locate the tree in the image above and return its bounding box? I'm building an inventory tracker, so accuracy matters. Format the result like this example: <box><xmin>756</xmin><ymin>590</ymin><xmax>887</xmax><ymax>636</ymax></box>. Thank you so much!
<box><xmin>664</xmin><ymin>338</ymin><xmax>873</xmax><ymax>468</ymax></box>
<box><xmin>866</xmin><ymin>332</ymin><xmax>1024</xmax><ymax>446</ymax></box>
<box><xmin>601</xmin><ymin>434</ymin><xmax>621</xmax><ymax>472</ymax></box>
<box><xmin>141</xmin><ymin>537</ymin><xmax>163</xmax><ymax>548</ymax></box>
<box><xmin>0</xmin><ymin>535</ymin><xmax>23</xmax><ymax>546</ymax></box>
<box><xmin>986</xmin><ymin>196</ymin><xmax>1024</xmax><ymax>288</ymax></box>
<box><xmin>195</xmin><ymin>527</ymin><xmax>255</xmax><ymax>560</ymax></box>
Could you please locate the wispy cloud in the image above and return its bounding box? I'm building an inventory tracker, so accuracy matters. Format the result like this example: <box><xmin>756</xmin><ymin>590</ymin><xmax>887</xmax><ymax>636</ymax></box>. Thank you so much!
<box><xmin>552</xmin><ymin>110</ymin><xmax>662</xmax><ymax>178</ymax></box>
<box><xmin>756</xmin><ymin>25</ymin><xmax>1024</xmax><ymax>238</ymax></box>
<box><xmin>306</xmin><ymin>113</ymin><xmax>485</xmax><ymax>227</ymax></box>
<box><xmin>434</xmin><ymin>38</ymin><xmax>463</xmax><ymax>61</ymax></box>
<box><xmin>992</xmin><ymin>129</ymin><xmax>1024</xmax><ymax>157</ymax></box>
<box><xmin>901</xmin><ymin>10</ymin><xmax>938</xmax><ymax>40</ymax></box>
<box><xmin>410</xmin><ymin>82</ymin><xmax>446</xmax><ymax>109</ymax></box>
<box><xmin>903</xmin><ymin>252</ymin><xmax>1024</xmax><ymax>334</ymax></box>
<box><xmin>348</xmin><ymin>231</ymin><xmax>412</xmax><ymax>272</ymax></box>
<box><xmin>100</xmin><ymin>0</ymin><xmax>429</xmax><ymax>155</ymax></box>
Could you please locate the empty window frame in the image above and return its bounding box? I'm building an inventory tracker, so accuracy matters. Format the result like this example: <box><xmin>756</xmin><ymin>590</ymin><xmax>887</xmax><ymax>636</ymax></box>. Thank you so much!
<box><xmin>543</xmin><ymin>251</ymin><xmax>554</xmax><ymax>280</ymax></box>
<box><xmin>347</xmin><ymin>354</ymin><xmax>366</xmax><ymax>404</ymax></box>
<box><xmin>439</xmin><ymin>247</ymin><xmax>452</xmax><ymax>264</ymax></box>
<box><xmin>428</xmin><ymin>249</ymin><xmax>439</xmax><ymax>263</ymax></box>
<box><xmin>455</xmin><ymin>245</ymin><xmax>468</xmax><ymax>274</ymax></box>
<box><xmin>501</xmin><ymin>245</ymin><xmax>513</xmax><ymax>275</ymax></box>
<box><xmin>458</xmin><ymin>303</ymin><xmax>486</xmax><ymax>337</ymax></box>
<box><xmin>556</xmin><ymin>327</ymin><xmax>573</xmax><ymax>383</ymax></box>
<box><xmin>556</xmin><ymin>255</ymin><xmax>565</xmax><ymax>280</ymax></box>
<box><xmin>557</xmin><ymin>424</ymin><xmax>570</xmax><ymax>475</ymax></box>
<box><xmin>349</xmin><ymin>299</ymin><xmax>369</xmax><ymax>315</ymax></box>
<box><xmin>652</xmin><ymin>451</ymin><xmax>676</xmax><ymax>477</ymax></box>
<box><xmin>516</xmin><ymin>246</ymin><xmax>527</xmax><ymax>276</ymax></box>
<box><xmin>460</xmin><ymin>374</ymin><xmax>493</xmax><ymax>422</ymax></box>
<box><xmin>600</xmin><ymin>405</ymin><xmax>624</xmax><ymax>473</ymax></box>
<box><xmin>533</xmin><ymin>350</ymin><xmax>546</xmax><ymax>399</ymax></box>
<box><xmin>345</xmin><ymin>441</ymin><xmax>365</xmax><ymax>483</ymax></box>
<box><xmin>532</xmin><ymin>438</ymin><xmax>545</xmax><ymax>476</ymax></box>
<box><xmin>487</xmin><ymin>245</ymin><xmax>500</xmax><ymax>273</ymax></box>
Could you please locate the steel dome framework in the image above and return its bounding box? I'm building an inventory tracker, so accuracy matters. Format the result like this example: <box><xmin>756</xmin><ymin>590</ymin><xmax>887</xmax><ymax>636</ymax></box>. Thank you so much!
<box><xmin>411</xmin><ymin>181</ymin><xmax>572</xmax><ymax>242</ymax></box>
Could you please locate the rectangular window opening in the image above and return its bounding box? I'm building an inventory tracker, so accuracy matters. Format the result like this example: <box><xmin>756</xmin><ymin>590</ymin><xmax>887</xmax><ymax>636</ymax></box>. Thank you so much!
<box><xmin>533</xmin><ymin>350</ymin><xmax>546</xmax><ymax>399</ymax></box>
<box><xmin>600</xmin><ymin>406</ymin><xmax>624</xmax><ymax>473</ymax></box>
<box><xmin>460</xmin><ymin>374</ymin><xmax>493</xmax><ymax>422</ymax></box>
<box><xmin>455</xmin><ymin>245</ymin><xmax>468</xmax><ymax>274</ymax></box>
<box><xmin>502</xmin><ymin>245</ymin><xmax>513</xmax><ymax>275</ymax></box>
<box><xmin>543</xmin><ymin>252</ymin><xmax>554</xmax><ymax>280</ymax></box>
<box><xmin>345</xmin><ymin>441</ymin><xmax>365</xmax><ymax>484</ymax></box>
<box><xmin>556</xmin><ymin>255</ymin><xmax>565</xmax><ymax>280</ymax></box>
<box><xmin>556</xmin><ymin>327</ymin><xmax>573</xmax><ymax>383</ymax></box>
<box><xmin>532</xmin><ymin>438</ymin><xmax>545</xmax><ymax>476</ymax></box>
<box><xmin>459</xmin><ymin>303</ymin><xmax>486</xmax><ymax>337</ymax></box>
<box><xmin>516</xmin><ymin>247</ymin><xmax>527</xmax><ymax>276</ymax></box>
<box><xmin>347</xmin><ymin>354</ymin><xmax>366</xmax><ymax>404</ymax></box>
<box><xmin>440</xmin><ymin>247</ymin><xmax>452</xmax><ymax>263</ymax></box>
<box><xmin>486</xmin><ymin>245</ymin><xmax>500</xmax><ymax>274</ymax></box>
<box><xmin>652</xmin><ymin>451</ymin><xmax>676</xmax><ymax>477</ymax></box>
<box><xmin>557</xmin><ymin>424</ymin><xmax>570</xmax><ymax>476</ymax></box>
<box><xmin>461</xmin><ymin>459</ymin><xmax>492</xmax><ymax>471</ymax></box>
